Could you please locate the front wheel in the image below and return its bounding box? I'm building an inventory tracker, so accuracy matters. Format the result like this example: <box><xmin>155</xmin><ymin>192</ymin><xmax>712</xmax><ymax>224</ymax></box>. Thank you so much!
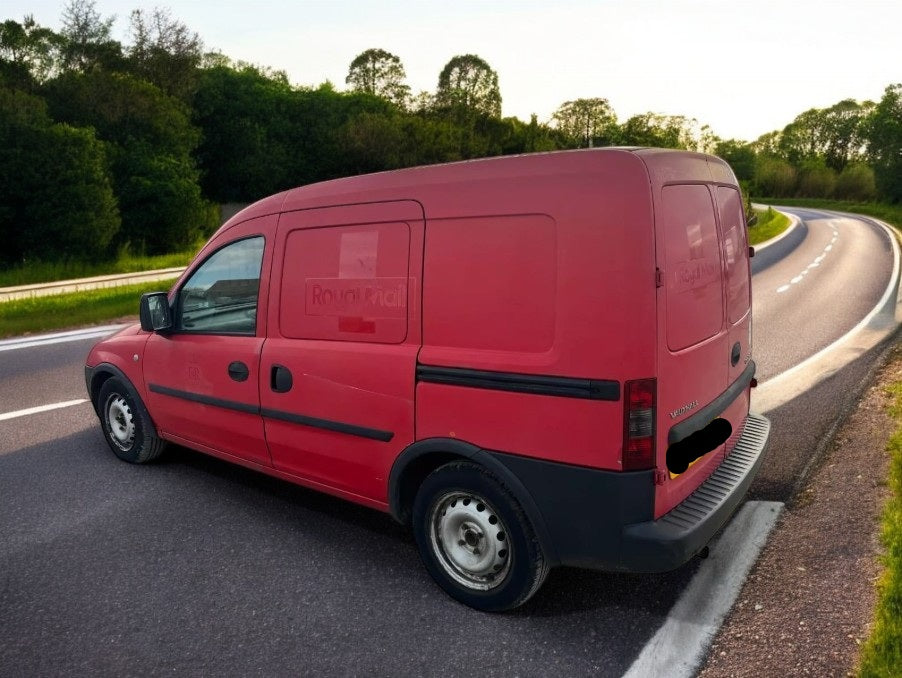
<box><xmin>412</xmin><ymin>461</ymin><xmax>548</xmax><ymax>612</ymax></box>
<box><xmin>98</xmin><ymin>377</ymin><xmax>167</xmax><ymax>464</ymax></box>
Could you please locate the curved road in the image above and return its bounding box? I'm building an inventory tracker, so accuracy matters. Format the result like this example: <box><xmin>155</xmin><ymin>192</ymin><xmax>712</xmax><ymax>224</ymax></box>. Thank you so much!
<box><xmin>0</xmin><ymin>208</ymin><xmax>898</xmax><ymax>676</ymax></box>
<box><xmin>752</xmin><ymin>207</ymin><xmax>895</xmax><ymax>381</ymax></box>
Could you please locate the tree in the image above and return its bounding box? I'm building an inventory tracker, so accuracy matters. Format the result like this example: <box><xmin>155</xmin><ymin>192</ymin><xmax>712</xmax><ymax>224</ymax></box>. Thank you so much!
<box><xmin>59</xmin><ymin>0</ymin><xmax>123</xmax><ymax>73</ymax></box>
<box><xmin>551</xmin><ymin>98</ymin><xmax>617</xmax><ymax>148</ymax></box>
<box><xmin>0</xmin><ymin>16</ymin><xmax>62</xmax><ymax>89</ymax></box>
<box><xmin>127</xmin><ymin>8</ymin><xmax>203</xmax><ymax>101</ymax></box>
<box><xmin>618</xmin><ymin>113</ymin><xmax>698</xmax><ymax>149</ymax></box>
<box><xmin>0</xmin><ymin>87</ymin><xmax>119</xmax><ymax>263</ymax></box>
<box><xmin>714</xmin><ymin>139</ymin><xmax>757</xmax><ymax>181</ymax></box>
<box><xmin>435</xmin><ymin>54</ymin><xmax>501</xmax><ymax>118</ymax></box>
<box><xmin>820</xmin><ymin>99</ymin><xmax>873</xmax><ymax>171</ymax></box>
<box><xmin>43</xmin><ymin>70</ymin><xmax>215</xmax><ymax>253</ymax></box>
<box><xmin>193</xmin><ymin>63</ymin><xmax>296</xmax><ymax>201</ymax></box>
<box><xmin>778</xmin><ymin>108</ymin><xmax>825</xmax><ymax>164</ymax></box>
<box><xmin>345</xmin><ymin>48</ymin><xmax>409</xmax><ymax>107</ymax></box>
<box><xmin>864</xmin><ymin>83</ymin><xmax>902</xmax><ymax>203</ymax></box>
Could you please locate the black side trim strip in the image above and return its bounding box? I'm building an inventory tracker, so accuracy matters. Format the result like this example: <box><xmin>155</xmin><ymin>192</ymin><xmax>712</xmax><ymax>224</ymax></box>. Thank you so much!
<box><xmin>667</xmin><ymin>361</ymin><xmax>756</xmax><ymax>445</ymax></box>
<box><xmin>261</xmin><ymin>408</ymin><xmax>393</xmax><ymax>442</ymax></box>
<box><xmin>416</xmin><ymin>365</ymin><xmax>620</xmax><ymax>401</ymax></box>
<box><xmin>148</xmin><ymin>384</ymin><xmax>259</xmax><ymax>414</ymax></box>
<box><xmin>147</xmin><ymin>383</ymin><xmax>393</xmax><ymax>442</ymax></box>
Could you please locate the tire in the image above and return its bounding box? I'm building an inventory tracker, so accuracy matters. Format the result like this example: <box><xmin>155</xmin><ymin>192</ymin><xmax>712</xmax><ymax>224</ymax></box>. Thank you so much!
<box><xmin>97</xmin><ymin>377</ymin><xmax>167</xmax><ymax>464</ymax></box>
<box><xmin>412</xmin><ymin>461</ymin><xmax>548</xmax><ymax>612</ymax></box>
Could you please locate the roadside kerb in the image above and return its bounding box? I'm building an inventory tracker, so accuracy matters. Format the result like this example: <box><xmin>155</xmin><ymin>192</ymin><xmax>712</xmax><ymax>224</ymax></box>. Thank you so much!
<box><xmin>750</xmin><ymin>205</ymin><xmax>800</xmax><ymax>251</ymax></box>
<box><xmin>0</xmin><ymin>267</ymin><xmax>185</xmax><ymax>302</ymax></box>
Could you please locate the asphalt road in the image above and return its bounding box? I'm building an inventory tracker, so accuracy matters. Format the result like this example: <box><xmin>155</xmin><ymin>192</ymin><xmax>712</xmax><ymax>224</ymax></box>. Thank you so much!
<box><xmin>0</xmin><ymin>208</ymin><xmax>897</xmax><ymax>676</ymax></box>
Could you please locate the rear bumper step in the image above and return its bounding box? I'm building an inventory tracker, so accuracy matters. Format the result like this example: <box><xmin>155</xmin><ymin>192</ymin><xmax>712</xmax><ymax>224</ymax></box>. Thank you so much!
<box><xmin>620</xmin><ymin>412</ymin><xmax>772</xmax><ymax>572</ymax></box>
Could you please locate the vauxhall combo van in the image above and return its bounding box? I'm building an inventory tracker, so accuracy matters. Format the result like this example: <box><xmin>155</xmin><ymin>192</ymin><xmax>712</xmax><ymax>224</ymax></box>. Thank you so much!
<box><xmin>86</xmin><ymin>148</ymin><xmax>771</xmax><ymax>611</ymax></box>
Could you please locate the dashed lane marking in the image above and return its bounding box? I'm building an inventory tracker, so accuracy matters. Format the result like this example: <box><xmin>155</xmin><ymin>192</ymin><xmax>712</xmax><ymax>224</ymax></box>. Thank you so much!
<box><xmin>776</xmin><ymin>225</ymin><xmax>839</xmax><ymax>293</ymax></box>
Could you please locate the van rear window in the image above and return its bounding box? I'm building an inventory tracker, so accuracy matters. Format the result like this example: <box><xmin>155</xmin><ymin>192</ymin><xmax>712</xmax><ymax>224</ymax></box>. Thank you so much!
<box><xmin>662</xmin><ymin>185</ymin><xmax>725</xmax><ymax>352</ymax></box>
<box><xmin>716</xmin><ymin>187</ymin><xmax>751</xmax><ymax>325</ymax></box>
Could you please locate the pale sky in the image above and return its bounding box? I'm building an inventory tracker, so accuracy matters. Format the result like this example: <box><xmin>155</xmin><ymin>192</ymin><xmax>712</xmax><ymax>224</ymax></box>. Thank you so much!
<box><xmin>7</xmin><ymin>0</ymin><xmax>901</xmax><ymax>141</ymax></box>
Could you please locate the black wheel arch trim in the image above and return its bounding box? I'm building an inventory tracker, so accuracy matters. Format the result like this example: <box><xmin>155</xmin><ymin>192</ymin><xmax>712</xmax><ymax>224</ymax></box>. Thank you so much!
<box><xmin>85</xmin><ymin>363</ymin><xmax>133</xmax><ymax>415</ymax></box>
<box><xmin>85</xmin><ymin>362</ymin><xmax>159</xmax><ymax>435</ymax></box>
<box><xmin>388</xmin><ymin>437</ymin><xmax>561</xmax><ymax>565</ymax></box>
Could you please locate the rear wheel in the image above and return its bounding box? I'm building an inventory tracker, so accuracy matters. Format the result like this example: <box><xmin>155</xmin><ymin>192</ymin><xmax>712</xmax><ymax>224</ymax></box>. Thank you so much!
<box><xmin>412</xmin><ymin>461</ymin><xmax>548</xmax><ymax>612</ymax></box>
<box><xmin>98</xmin><ymin>377</ymin><xmax>166</xmax><ymax>464</ymax></box>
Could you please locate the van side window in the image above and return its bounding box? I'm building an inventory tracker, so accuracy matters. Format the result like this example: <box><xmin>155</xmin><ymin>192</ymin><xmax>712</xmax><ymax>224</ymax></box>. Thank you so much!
<box><xmin>279</xmin><ymin>223</ymin><xmax>410</xmax><ymax>343</ymax></box>
<box><xmin>176</xmin><ymin>236</ymin><xmax>264</xmax><ymax>335</ymax></box>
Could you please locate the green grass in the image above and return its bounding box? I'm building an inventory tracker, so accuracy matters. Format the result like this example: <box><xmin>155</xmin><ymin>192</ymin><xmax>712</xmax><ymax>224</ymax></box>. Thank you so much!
<box><xmin>859</xmin><ymin>373</ymin><xmax>902</xmax><ymax>677</ymax></box>
<box><xmin>748</xmin><ymin>206</ymin><xmax>792</xmax><ymax>245</ymax></box>
<box><xmin>755</xmin><ymin>198</ymin><xmax>902</xmax><ymax>234</ymax></box>
<box><xmin>0</xmin><ymin>247</ymin><xmax>197</xmax><ymax>288</ymax></box>
<box><xmin>0</xmin><ymin>279</ymin><xmax>177</xmax><ymax>339</ymax></box>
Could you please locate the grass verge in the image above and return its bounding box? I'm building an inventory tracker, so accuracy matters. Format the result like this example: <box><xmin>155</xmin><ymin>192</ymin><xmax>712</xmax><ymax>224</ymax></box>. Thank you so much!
<box><xmin>755</xmin><ymin>198</ymin><xmax>902</xmax><ymax>233</ymax></box>
<box><xmin>749</xmin><ymin>207</ymin><xmax>791</xmax><ymax>245</ymax></box>
<box><xmin>0</xmin><ymin>248</ymin><xmax>197</xmax><ymax>288</ymax></box>
<box><xmin>0</xmin><ymin>279</ymin><xmax>176</xmax><ymax>339</ymax></box>
<box><xmin>859</xmin><ymin>371</ymin><xmax>902</xmax><ymax>676</ymax></box>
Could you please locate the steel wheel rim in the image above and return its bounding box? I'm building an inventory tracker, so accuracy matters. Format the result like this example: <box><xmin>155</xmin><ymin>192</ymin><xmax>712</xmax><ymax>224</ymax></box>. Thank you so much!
<box><xmin>429</xmin><ymin>491</ymin><xmax>512</xmax><ymax>591</ymax></box>
<box><xmin>105</xmin><ymin>394</ymin><xmax>135</xmax><ymax>451</ymax></box>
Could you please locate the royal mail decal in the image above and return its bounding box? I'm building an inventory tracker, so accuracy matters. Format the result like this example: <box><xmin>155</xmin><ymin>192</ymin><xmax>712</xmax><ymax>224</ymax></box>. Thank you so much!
<box><xmin>305</xmin><ymin>277</ymin><xmax>408</xmax><ymax>319</ymax></box>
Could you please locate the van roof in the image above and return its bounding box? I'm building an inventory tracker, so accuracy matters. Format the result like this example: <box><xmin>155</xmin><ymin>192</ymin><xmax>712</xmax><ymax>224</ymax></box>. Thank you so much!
<box><xmin>218</xmin><ymin>148</ymin><xmax>736</xmax><ymax>232</ymax></box>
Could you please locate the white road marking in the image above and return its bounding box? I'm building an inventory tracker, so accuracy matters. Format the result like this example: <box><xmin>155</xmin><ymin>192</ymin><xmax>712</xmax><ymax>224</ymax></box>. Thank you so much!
<box><xmin>774</xmin><ymin>223</ymin><xmax>841</xmax><ymax>293</ymax></box>
<box><xmin>0</xmin><ymin>399</ymin><xmax>89</xmax><ymax>422</ymax></box>
<box><xmin>754</xmin><ymin>216</ymin><xmax>901</xmax><ymax>413</ymax></box>
<box><xmin>0</xmin><ymin>325</ymin><xmax>128</xmax><ymax>352</ymax></box>
<box><xmin>622</xmin><ymin>501</ymin><xmax>783</xmax><ymax>678</ymax></box>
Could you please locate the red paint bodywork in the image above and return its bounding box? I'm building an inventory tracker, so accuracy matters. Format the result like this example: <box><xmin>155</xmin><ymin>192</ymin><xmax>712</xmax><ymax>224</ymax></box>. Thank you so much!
<box><xmin>86</xmin><ymin>148</ymin><xmax>754</xmax><ymax>524</ymax></box>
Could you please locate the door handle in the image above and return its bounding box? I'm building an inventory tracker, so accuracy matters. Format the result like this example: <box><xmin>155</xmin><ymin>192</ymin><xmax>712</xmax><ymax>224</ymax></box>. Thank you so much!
<box><xmin>271</xmin><ymin>365</ymin><xmax>293</xmax><ymax>393</ymax></box>
<box><xmin>228</xmin><ymin>361</ymin><xmax>249</xmax><ymax>382</ymax></box>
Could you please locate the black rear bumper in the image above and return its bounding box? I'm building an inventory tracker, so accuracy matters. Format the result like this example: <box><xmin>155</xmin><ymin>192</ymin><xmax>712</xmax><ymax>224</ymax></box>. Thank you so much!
<box><xmin>487</xmin><ymin>413</ymin><xmax>771</xmax><ymax>572</ymax></box>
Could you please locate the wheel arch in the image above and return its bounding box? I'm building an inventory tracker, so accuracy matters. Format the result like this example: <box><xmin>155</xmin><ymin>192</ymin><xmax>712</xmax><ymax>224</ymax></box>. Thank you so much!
<box><xmin>86</xmin><ymin>363</ymin><xmax>133</xmax><ymax>414</ymax></box>
<box><xmin>388</xmin><ymin>437</ymin><xmax>560</xmax><ymax>565</ymax></box>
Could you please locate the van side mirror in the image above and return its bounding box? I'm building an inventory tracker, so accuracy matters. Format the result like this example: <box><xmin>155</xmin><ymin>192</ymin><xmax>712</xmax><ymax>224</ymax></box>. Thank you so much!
<box><xmin>140</xmin><ymin>292</ymin><xmax>173</xmax><ymax>332</ymax></box>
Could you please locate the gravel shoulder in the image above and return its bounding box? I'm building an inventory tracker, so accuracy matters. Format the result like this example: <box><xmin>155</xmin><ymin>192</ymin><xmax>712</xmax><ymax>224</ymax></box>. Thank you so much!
<box><xmin>699</xmin><ymin>346</ymin><xmax>901</xmax><ymax>677</ymax></box>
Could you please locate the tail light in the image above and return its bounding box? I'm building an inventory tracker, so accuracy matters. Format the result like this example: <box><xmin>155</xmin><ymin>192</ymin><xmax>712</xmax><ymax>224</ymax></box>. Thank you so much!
<box><xmin>622</xmin><ymin>378</ymin><xmax>656</xmax><ymax>471</ymax></box>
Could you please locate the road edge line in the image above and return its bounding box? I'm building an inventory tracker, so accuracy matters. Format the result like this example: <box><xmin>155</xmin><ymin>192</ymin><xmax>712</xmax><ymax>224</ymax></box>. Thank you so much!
<box><xmin>621</xmin><ymin>501</ymin><xmax>783</xmax><ymax>678</ymax></box>
<box><xmin>753</xmin><ymin>215</ymin><xmax>901</xmax><ymax>412</ymax></box>
<box><xmin>751</xmin><ymin>206</ymin><xmax>800</xmax><ymax>251</ymax></box>
<box><xmin>0</xmin><ymin>325</ymin><xmax>129</xmax><ymax>351</ymax></box>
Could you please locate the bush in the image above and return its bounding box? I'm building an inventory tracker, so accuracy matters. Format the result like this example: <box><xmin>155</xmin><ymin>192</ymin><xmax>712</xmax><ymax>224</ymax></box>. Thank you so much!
<box><xmin>835</xmin><ymin>163</ymin><xmax>878</xmax><ymax>201</ymax></box>
<box><xmin>797</xmin><ymin>162</ymin><xmax>837</xmax><ymax>198</ymax></box>
<box><xmin>754</xmin><ymin>156</ymin><xmax>797</xmax><ymax>197</ymax></box>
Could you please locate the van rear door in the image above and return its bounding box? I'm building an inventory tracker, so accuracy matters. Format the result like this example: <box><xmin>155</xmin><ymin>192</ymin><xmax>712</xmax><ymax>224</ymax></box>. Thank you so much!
<box><xmin>655</xmin><ymin>181</ymin><xmax>747</xmax><ymax>518</ymax></box>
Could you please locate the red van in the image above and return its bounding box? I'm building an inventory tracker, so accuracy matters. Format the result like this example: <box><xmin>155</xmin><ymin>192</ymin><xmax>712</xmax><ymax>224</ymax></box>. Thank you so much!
<box><xmin>86</xmin><ymin>148</ymin><xmax>770</xmax><ymax>611</ymax></box>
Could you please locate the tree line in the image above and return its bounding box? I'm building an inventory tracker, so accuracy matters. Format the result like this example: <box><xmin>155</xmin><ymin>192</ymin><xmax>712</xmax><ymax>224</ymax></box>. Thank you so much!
<box><xmin>1</xmin><ymin>1</ymin><xmax>899</xmax><ymax>266</ymax></box>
